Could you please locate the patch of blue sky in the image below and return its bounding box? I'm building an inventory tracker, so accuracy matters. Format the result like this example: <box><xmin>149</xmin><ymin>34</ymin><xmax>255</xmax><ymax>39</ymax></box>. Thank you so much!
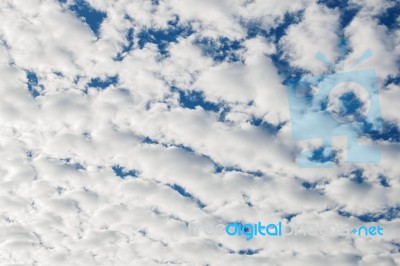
<box><xmin>376</xmin><ymin>4</ymin><xmax>400</xmax><ymax>30</ymax></box>
<box><xmin>137</xmin><ymin>18</ymin><xmax>194</xmax><ymax>57</ymax></box>
<box><xmin>112</xmin><ymin>165</ymin><xmax>137</xmax><ymax>179</ymax></box>
<box><xmin>308</xmin><ymin>146</ymin><xmax>337</xmax><ymax>164</ymax></box>
<box><xmin>337</xmin><ymin>210</ymin><xmax>351</xmax><ymax>218</ymax></box>
<box><xmin>142</xmin><ymin>135</ymin><xmax>195</xmax><ymax>154</ymax></box>
<box><xmin>349</xmin><ymin>169</ymin><xmax>364</xmax><ymax>184</ymax></box>
<box><xmin>65</xmin><ymin>0</ymin><xmax>107</xmax><ymax>38</ymax></box>
<box><xmin>384</xmin><ymin>76</ymin><xmax>400</xmax><ymax>86</ymax></box>
<box><xmin>300</xmin><ymin>179</ymin><xmax>326</xmax><ymax>195</ymax></box>
<box><xmin>338</xmin><ymin>206</ymin><xmax>400</xmax><ymax>222</ymax></box>
<box><xmin>238</xmin><ymin>249</ymin><xmax>261</xmax><ymax>256</ymax></box>
<box><xmin>282</xmin><ymin>213</ymin><xmax>298</xmax><ymax>222</ymax></box>
<box><xmin>248</xmin><ymin>117</ymin><xmax>285</xmax><ymax>135</ymax></box>
<box><xmin>317</xmin><ymin>0</ymin><xmax>360</xmax><ymax>29</ymax></box>
<box><xmin>171</xmin><ymin>87</ymin><xmax>235</xmax><ymax>124</ymax></box>
<box><xmin>53</xmin><ymin>71</ymin><xmax>64</xmax><ymax>77</ymax></box>
<box><xmin>379</xmin><ymin>175</ymin><xmax>390</xmax><ymax>187</ymax></box>
<box><xmin>169</xmin><ymin>184</ymin><xmax>192</xmax><ymax>198</ymax></box>
<box><xmin>141</xmin><ymin>138</ymin><xmax>196</xmax><ymax>160</ymax></box>
<box><xmin>140</xmin><ymin>138</ymin><xmax>264</xmax><ymax>182</ymax></box>
<box><xmin>242</xmin><ymin>193</ymin><xmax>253</xmax><ymax>207</ymax></box>
<box><xmin>214</xmin><ymin>164</ymin><xmax>263</xmax><ymax>177</ymax></box>
<box><xmin>115</xmin><ymin>28</ymin><xmax>135</xmax><ymax>61</ymax></box>
<box><xmin>302</xmin><ymin>181</ymin><xmax>318</xmax><ymax>190</ymax></box>
<box><xmin>193</xmin><ymin>37</ymin><xmax>244</xmax><ymax>63</ymax></box>
<box><xmin>319</xmin><ymin>96</ymin><xmax>329</xmax><ymax>111</ymax></box>
<box><xmin>338</xmin><ymin>91</ymin><xmax>364</xmax><ymax>117</ymax></box>
<box><xmin>362</xmin><ymin>121</ymin><xmax>400</xmax><ymax>142</ymax></box>
<box><xmin>245</xmin><ymin>10</ymin><xmax>304</xmax><ymax>41</ymax></box>
<box><xmin>390</xmin><ymin>242</ymin><xmax>400</xmax><ymax>253</ymax></box>
<box><xmin>142</xmin><ymin>136</ymin><xmax>159</xmax><ymax>145</ymax></box>
<box><xmin>169</xmin><ymin>184</ymin><xmax>206</xmax><ymax>208</ymax></box>
<box><xmin>170</xmin><ymin>143</ymin><xmax>195</xmax><ymax>153</ymax></box>
<box><xmin>87</xmin><ymin>75</ymin><xmax>118</xmax><ymax>89</ymax></box>
<box><xmin>61</xmin><ymin>158</ymin><xmax>85</xmax><ymax>170</ymax></box>
<box><xmin>173</xmin><ymin>87</ymin><xmax>221</xmax><ymax>112</ymax></box>
<box><xmin>242</xmin><ymin>11</ymin><xmax>305</xmax><ymax>79</ymax></box>
<box><xmin>357</xmin><ymin>207</ymin><xmax>400</xmax><ymax>222</ymax></box>
<box><xmin>26</xmin><ymin>71</ymin><xmax>41</xmax><ymax>98</ymax></box>
<box><xmin>216</xmin><ymin>106</ymin><xmax>232</xmax><ymax>123</ymax></box>
<box><xmin>270</xmin><ymin>52</ymin><xmax>306</xmax><ymax>82</ymax></box>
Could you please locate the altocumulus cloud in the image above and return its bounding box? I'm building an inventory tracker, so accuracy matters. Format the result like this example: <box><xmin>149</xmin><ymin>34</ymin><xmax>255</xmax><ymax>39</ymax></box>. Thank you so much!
<box><xmin>0</xmin><ymin>0</ymin><xmax>399</xmax><ymax>265</ymax></box>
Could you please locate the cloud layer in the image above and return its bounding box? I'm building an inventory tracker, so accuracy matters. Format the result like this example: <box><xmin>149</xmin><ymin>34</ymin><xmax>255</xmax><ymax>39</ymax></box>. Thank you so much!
<box><xmin>0</xmin><ymin>0</ymin><xmax>399</xmax><ymax>265</ymax></box>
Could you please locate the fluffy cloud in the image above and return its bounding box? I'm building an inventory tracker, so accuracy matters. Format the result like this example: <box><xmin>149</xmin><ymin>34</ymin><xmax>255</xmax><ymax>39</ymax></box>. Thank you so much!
<box><xmin>280</xmin><ymin>3</ymin><xmax>340</xmax><ymax>73</ymax></box>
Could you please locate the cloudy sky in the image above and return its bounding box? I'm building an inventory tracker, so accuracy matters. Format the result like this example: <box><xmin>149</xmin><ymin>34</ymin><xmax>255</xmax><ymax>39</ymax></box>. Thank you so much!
<box><xmin>0</xmin><ymin>0</ymin><xmax>399</xmax><ymax>265</ymax></box>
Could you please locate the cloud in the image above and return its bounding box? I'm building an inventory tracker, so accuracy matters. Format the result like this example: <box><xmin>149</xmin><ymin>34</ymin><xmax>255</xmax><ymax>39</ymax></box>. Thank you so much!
<box><xmin>280</xmin><ymin>3</ymin><xmax>340</xmax><ymax>73</ymax></box>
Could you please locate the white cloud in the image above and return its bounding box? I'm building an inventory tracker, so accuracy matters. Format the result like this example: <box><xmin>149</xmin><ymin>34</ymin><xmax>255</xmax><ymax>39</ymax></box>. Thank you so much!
<box><xmin>345</xmin><ymin>15</ymin><xmax>400</xmax><ymax>81</ymax></box>
<box><xmin>280</xmin><ymin>3</ymin><xmax>340</xmax><ymax>73</ymax></box>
